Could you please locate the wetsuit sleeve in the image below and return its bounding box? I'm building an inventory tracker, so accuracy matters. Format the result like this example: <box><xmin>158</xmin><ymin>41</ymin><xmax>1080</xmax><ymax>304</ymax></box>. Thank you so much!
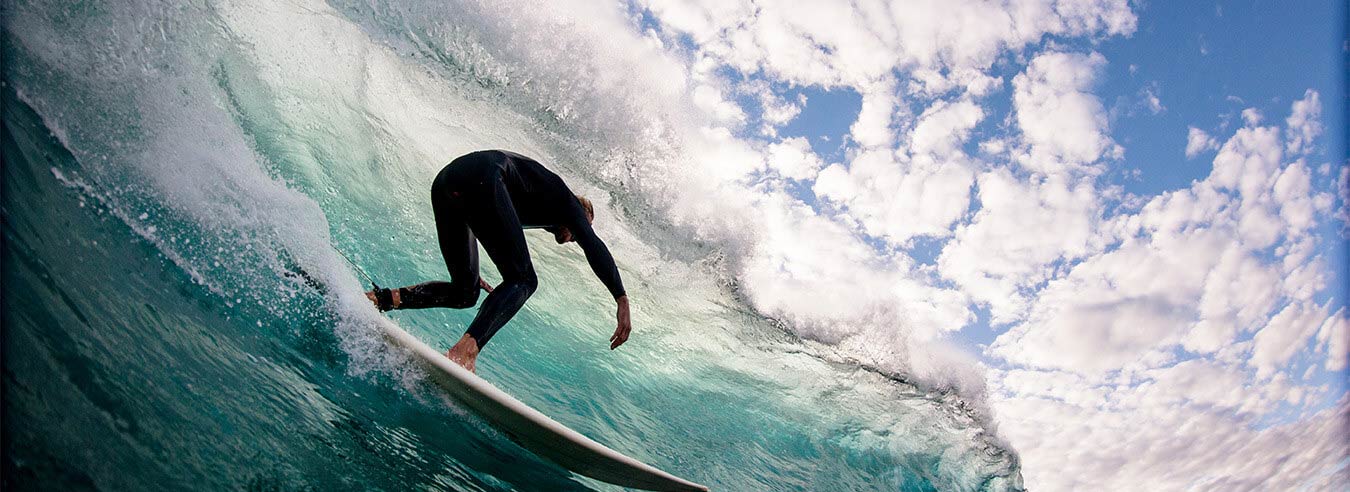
<box><xmin>565</xmin><ymin>199</ymin><xmax>626</xmax><ymax>299</ymax></box>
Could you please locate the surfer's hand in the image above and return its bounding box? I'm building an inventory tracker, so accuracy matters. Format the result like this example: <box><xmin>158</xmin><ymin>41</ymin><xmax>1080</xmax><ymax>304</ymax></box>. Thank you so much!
<box><xmin>610</xmin><ymin>295</ymin><xmax>631</xmax><ymax>350</ymax></box>
<box><xmin>479</xmin><ymin>277</ymin><xmax>494</xmax><ymax>293</ymax></box>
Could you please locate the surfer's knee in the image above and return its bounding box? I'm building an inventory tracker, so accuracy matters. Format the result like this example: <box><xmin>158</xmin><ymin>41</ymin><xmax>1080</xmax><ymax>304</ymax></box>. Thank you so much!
<box><xmin>502</xmin><ymin>270</ymin><xmax>537</xmax><ymax>298</ymax></box>
<box><xmin>436</xmin><ymin>281</ymin><xmax>479</xmax><ymax>309</ymax></box>
<box><xmin>453</xmin><ymin>286</ymin><xmax>481</xmax><ymax>308</ymax></box>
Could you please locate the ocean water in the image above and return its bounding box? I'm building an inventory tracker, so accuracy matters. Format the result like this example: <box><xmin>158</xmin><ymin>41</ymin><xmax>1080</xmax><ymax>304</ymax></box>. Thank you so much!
<box><xmin>1</xmin><ymin>1</ymin><xmax>1022</xmax><ymax>490</ymax></box>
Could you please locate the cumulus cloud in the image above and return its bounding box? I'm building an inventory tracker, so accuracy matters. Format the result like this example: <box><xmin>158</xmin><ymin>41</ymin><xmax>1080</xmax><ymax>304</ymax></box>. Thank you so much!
<box><xmin>909</xmin><ymin>98</ymin><xmax>984</xmax><ymax>156</ymax></box>
<box><xmin>850</xmin><ymin>81</ymin><xmax>899</xmax><ymax>148</ymax></box>
<box><xmin>1285</xmin><ymin>89</ymin><xmax>1322</xmax><ymax>155</ymax></box>
<box><xmin>691</xmin><ymin>83</ymin><xmax>746</xmax><ymax>125</ymax></box>
<box><xmin>1187</xmin><ymin>245</ymin><xmax>1282</xmax><ymax>353</ymax></box>
<box><xmin>988</xmin><ymin>231</ymin><xmax>1217</xmax><ymax>373</ymax></box>
<box><xmin>814</xmin><ymin>98</ymin><xmax>984</xmax><ymax>244</ymax></box>
<box><xmin>758</xmin><ymin>87</ymin><xmax>804</xmax><ymax>127</ymax></box>
<box><xmin>815</xmin><ymin>149</ymin><xmax>977</xmax><ymax>244</ymax></box>
<box><xmin>740</xmin><ymin>192</ymin><xmax>972</xmax><ymax>338</ymax></box>
<box><xmin>1316</xmin><ymin>310</ymin><xmax>1349</xmax><ymax>371</ymax></box>
<box><xmin>1242</xmin><ymin>107</ymin><xmax>1263</xmax><ymax>126</ymax></box>
<box><xmin>939</xmin><ymin>172</ymin><xmax>1101</xmax><ymax>323</ymax></box>
<box><xmin>764</xmin><ymin>137</ymin><xmax>824</xmax><ymax>181</ymax></box>
<box><xmin>1185</xmin><ymin>126</ymin><xmax>1219</xmax><ymax>158</ymax></box>
<box><xmin>1011</xmin><ymin>51</ymin><xmax>1120</xmax><ymax>174</ymax></box>
<box><xmin>1251</xmin><ymin>301</ymin><xmax>1331</xmax><ymax>378</ymax></box>
<box><xmin>1136</xmin><ymin>81</ymin><xmax>1165</xmax><ymax>115</ymax></box>
<box><xmin>1209</xmin><ymin>122</ymin><xmax>1281</xmax><ymax>205</ymax></box>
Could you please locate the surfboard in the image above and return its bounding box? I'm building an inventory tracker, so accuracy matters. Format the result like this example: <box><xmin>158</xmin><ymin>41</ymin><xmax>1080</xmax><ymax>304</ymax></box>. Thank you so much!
<box><xmin>377</xmin><ymin>317</ymin><xmax>709</xmax><ymax>491</ymax></box>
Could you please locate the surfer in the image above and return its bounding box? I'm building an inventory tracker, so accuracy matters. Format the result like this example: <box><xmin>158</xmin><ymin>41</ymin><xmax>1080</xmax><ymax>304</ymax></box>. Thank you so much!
<box><xmin>366</xmin><ymin>150</ymin><xmax>631</xmax><ymax>372</ymax></box>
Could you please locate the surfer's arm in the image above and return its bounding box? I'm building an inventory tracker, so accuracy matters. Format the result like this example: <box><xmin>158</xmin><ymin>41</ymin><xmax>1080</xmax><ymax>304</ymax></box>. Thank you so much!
<box><xmin>564</xmin><ymin>200</ymin><xmax>632</xmax><ymax>349</ymax></box>
<box><xmin>574</xmin><ymin>232</ymin><xmax>631</xmax><ymax>349</ymax></box>
<box><xmin>568</xmin><ymin>209</ymin><xmax>626</xmax><ymax>300</ymax></box>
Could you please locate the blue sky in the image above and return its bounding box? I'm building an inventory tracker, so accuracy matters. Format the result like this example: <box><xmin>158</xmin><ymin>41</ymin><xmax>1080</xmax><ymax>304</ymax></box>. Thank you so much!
<box><xmin>1100</xmin><ymin>0</ymin><xmax>1344</xmax><ymax>196</ymax></box>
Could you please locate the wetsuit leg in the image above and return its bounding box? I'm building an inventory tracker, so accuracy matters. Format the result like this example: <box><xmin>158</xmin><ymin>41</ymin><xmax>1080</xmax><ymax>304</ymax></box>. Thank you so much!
<box><xmin>394</xmin><ymin>280</ymin><xmax>472</xmax><ymax>310</ymax></box>
<box><xmin>396</xmin><ymin>171</ymin><xmax>482</xmax><ymax>310</ymax></box>
<box><xmin>461</xmin><ymin>172</ymin><xmax>538</xmax><ymax>348</ymax></box>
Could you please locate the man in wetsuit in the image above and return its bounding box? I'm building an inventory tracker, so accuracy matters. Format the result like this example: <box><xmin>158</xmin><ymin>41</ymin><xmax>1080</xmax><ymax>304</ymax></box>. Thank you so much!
<box><xmin>366</xmin><ymin>150</ymin><xmax>631</xmax><ymax>372</ymax></box>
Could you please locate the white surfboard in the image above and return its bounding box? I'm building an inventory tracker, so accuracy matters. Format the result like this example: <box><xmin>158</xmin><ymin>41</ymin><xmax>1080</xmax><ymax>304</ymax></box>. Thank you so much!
<box><xmin>377</xmin><ymin>317</ymin><xmax>709</xmax><ymax>491</ymax></box>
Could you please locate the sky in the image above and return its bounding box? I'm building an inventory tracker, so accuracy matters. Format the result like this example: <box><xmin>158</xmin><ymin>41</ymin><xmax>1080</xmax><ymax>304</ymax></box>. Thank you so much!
<box><xmin>449</xmin><ymin>0</ymin><xmax>1349</xmax><ymax>489</ymax></box>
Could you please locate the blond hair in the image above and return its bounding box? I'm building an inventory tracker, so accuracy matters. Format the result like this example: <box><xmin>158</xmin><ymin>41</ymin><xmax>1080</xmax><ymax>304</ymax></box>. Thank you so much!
<box><xmin>576</xmin><ymin>195</ymin><xmax>594</xmax><ymax>223</ymax></box>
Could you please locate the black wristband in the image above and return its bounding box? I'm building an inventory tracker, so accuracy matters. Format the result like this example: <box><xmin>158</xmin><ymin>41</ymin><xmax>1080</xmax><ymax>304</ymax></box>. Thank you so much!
<box><xmin>373</xmin><ymin>287</ymin><xmax>394</xmax><ymax>312</ymax></box>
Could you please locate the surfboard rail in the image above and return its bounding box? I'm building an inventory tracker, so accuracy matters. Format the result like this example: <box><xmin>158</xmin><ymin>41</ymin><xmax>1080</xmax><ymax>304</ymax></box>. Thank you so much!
<box><xmin>377</xmin><ymin>318</ymin><xmax>709</xmax><ymax>492</ymax></box>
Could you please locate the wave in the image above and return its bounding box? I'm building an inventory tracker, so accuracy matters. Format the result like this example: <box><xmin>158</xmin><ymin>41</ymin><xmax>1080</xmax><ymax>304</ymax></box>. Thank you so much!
<box><xmin>2</xmin><ymin>0</ymin><xmax>1023</xmax><ymax>489</ymax></box>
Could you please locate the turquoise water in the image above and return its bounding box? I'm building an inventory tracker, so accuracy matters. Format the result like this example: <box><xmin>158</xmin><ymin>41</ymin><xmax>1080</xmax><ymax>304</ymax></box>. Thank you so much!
<box><xmin>1</xmin><ymin>1</ymin><xmax>1022</xmax><ymax>490</ymax></box>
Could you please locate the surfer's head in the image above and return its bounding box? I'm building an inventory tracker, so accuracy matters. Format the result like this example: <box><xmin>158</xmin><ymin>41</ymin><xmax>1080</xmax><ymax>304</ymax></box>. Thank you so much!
<box><xmin>549</xmin><ymin>195</ymin><xmax>594</xmax><ymax>244</ymax></box>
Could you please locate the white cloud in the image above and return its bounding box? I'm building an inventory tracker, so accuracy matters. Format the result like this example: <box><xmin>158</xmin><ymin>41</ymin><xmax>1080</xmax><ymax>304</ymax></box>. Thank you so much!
<box><xmin>1185</xmin><ymin>126</ymin><xmax>1219</xmax><ymax>158</ymax></box>
<box><xmin>1286</xmin><ymin>90</ymin><xmax>1322</xmax><ymax>155</ymax></box>
<box><xmin>850</xmin><ymin>81</ymin><xmax>898</xmax><ymax>148</ymax></box>
<box><xmin>1315</xmin><ymin>309</ymin><xmax>1349</xmax><ymax>370</ymax></box>
<box><xmin>1142</xmin><ymin>83</ymin><xmax>1165</xmax><ymax>114</ymax></box>
<box><xmin>938</xmin><ymin>172</ymin><xmax>1101</xmax><ymax>323</ymax></box>
<box><xmin>909</xmin><ymin>98</ymin><xmax>984</xmax><ymax>156</ymax></box>
<box><xmin>627</xmin><ymin>4</ymin><xmax>1346</xmax><ymax>488</ymax></box>
<box><xmin>988</xmin><ymin>232</ymin><xmax>1217</xmax><ymax>374</ymax></box>
<box><xmin>814</xmin><ymin>148</ymin><xmax>976</xmax><ymax>244</ymax></box>
<box><xmin>1012</xmin><ymin>51</ymin><xmax>1119</xmax><ymax>174</ymax></box>
<box><xmin>1273</xmin><ymin>160</ymin><xmax>1319</xmax><ymax>238</ymax></box>
<box><xmin>638</xmin><ymin>0</ymin><xmax>754</xmax><ymax>45</ymax></box>
<box><xmin>764</xmin><ymin>137</ymin><xmax>824</xmax><ymax>181</ymax></box>
<box><xmin>1242</xmin><ymin>107</ymin><xmax>1263</xmax><ymax>126</ymax></box>
<box><xmin>1186</xmin><ymin>245</ymin><xmax>1282</xmax><ymax>353</ymax></box>
<box><xmin>811</xmin><ymin>97</ymin><xmax>988</xmax><ymax>244</ymax></box>
<box><xmin>760</xmin><ymin>89</ymin><xmax>804</xmax><ymax>126</ymax></box>
<box><xmin>1251</xmin><ymin>302</ymin><xmax>1331</xmax><ymax>378</ymax></box>
<box><xmin>1209</xmin><ymin>124</ymin><xmax>1281</xmax><ymax>205</ymax></box>
<box><xmin>736</xmin><ymin>191</ymin><xmax>978</xmax><ymax>391</ymax></box>
<box><xmin>691</xmin><ymin>83</ymin><xmax>746</xmax><ymax>125</ymax></box>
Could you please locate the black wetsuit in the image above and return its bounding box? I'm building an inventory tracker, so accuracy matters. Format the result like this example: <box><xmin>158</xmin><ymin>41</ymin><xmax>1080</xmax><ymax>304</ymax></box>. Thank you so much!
<box><xmin>396</xmin><ymin>150</ymin><xmax>625</xmax><ymax>348</ymax></box>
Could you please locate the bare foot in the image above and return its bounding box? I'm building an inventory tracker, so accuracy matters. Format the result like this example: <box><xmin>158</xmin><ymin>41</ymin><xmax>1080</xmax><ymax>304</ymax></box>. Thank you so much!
<box><xmin>445</xmin><ymin>333</ymin><xmax>480</xmax><ymax>373</ymax></box>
